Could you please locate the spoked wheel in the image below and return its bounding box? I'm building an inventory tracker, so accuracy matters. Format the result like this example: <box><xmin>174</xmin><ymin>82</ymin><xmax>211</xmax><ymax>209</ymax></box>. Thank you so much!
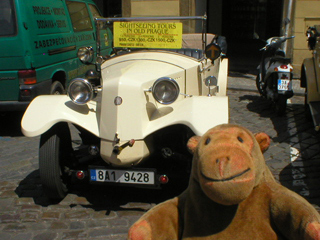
<box><xmin>256</xmin><ymin>74</ymin><xmax>266</xmax><ymax>96</ymax></box>
<box><xmin>275</xmin><ymin>95</ymin><xmax>287</xmax><ymax>116</ymax></box>
<box><xmin>39</xmin><ymin>122</ymin><xmax>74</xmax><ymax>200</ymax></box>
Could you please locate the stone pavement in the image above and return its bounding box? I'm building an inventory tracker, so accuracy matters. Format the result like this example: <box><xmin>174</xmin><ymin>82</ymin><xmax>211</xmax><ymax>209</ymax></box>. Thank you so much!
<box><xmin>1</xmin><ymin>72</ymin><xmax>320</xmax><ymax>239</ymax></box>
<box><xmin>228</xmin><ymin>73</ymin><xmax>320</xmax><ymax>208</ymax></box>
<box><xmin>228</xmin><ymin>72</ymin><xmax>305</xmax><ymax>96</ymax></box>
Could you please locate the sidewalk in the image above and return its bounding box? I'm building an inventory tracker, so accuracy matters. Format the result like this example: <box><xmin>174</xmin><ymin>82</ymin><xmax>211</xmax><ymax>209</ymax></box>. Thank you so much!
<box><xmin>227</xmin><ymin>72</ymin><xmax>305</xmax><ymax>96</ymax></box>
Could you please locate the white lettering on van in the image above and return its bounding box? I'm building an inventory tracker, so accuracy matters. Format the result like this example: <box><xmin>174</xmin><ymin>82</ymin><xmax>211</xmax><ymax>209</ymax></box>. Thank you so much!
<box><xmin>78</xmin><ymin>34</ymin><xmax>92</xmax><ymax>42</ymax></box>
<box><xmin>34</xmin><ymin>36</ymin><xmax>77</xmax><ymax>49</ymax></box>
<box><xmin>52</xmin><ymin>8</ymin><xmax>66</xmax><ymax>16</ymax></box>
<box><xmin>32</xmin><ymin>6</ymin><xmax>52</xmax><ymax>15</ymax></box>
<box><xmin>37</xmin><ymin>20</ymin><xmax>55</xmax><ymax>29</ymax></box>
<box><xmin>56</xmin><ymin>20</ymin><xmax>66</xmax><ymax>28</ymax></box>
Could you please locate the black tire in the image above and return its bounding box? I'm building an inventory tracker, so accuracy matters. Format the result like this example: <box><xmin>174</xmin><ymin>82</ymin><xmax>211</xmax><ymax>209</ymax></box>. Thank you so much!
<box><xmin>304</xmin><ymin>89</ymin><xmax>312</xmax><ymax>120</ymax></box>
<box><xmin>275</xmin><ymin>95</ymin><xmax>287</xmax><ymax>116</ymax></box>
<box><xmin>39</xmin><ymin>122</ymin><xmax>72</xmax><ymax>200</ymax></box>
<box><xmin>301</xmin><ymin>70</ymin><xmax>312</xmax><ymax>120</ymax></box>
<box><xmin>256</xmin><ymin>74</ymin><xmax>265</xmax><ymax>96</ymax></box>
<box><xmin>50</xmin><ymin>81</ymin><xmax>64</xmax><ymax>95</ymax></box>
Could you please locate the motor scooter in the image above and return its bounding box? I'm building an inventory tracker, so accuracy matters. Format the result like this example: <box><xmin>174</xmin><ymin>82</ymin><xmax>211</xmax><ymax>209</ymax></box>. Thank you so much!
<box><xmin>256</xmin><ymin>36</ymin><xmax>294</xmax><ymax>115</ymax></box>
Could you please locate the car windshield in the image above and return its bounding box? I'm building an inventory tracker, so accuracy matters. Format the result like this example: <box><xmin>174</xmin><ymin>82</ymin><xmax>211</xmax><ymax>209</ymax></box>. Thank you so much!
<box><xmin>0</xmin><ymin>0</ymin><xmax>16</xmax><ymax>36</ymax></box>
<box><xmin>95</xmin><ymin>16</ymin><xmax>213</xmax><ymax>59</ymax></box>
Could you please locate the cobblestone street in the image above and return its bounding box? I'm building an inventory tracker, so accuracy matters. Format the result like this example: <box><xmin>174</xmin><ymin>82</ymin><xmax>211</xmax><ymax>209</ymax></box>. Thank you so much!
<box><xmin>1</xmin><ymin>73</ymin><xmax>320</xmax><ymax>239</ymax></box>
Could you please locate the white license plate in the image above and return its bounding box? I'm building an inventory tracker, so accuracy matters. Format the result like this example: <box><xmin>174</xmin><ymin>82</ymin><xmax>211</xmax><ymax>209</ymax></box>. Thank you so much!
<box><xmin>90</xmin><ymin>169</ymin><xmax>155</xmax><ymax>185</ymax></box>
<box><xmin>278</xmin><ymin>79</ymin><xmax>290</xmax><ymax>91</ymax></box>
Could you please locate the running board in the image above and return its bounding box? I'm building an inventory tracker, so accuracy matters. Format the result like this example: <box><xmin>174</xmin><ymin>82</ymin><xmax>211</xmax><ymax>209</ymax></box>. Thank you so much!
<box><xmin>309</xmin><ymin>102</ymin><xmax>320</xmax><ymax>131</ymax></box>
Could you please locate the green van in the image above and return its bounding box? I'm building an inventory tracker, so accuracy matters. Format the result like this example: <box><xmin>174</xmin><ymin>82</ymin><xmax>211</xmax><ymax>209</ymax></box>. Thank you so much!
<box><xmin>0</xmin><ymin>0</ymin><xmax>112</xmax><ymax>111</ymax></box>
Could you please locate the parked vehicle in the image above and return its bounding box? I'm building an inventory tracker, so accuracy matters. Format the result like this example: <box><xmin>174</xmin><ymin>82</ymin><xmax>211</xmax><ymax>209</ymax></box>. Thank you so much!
<box><xmin>256</xmin><ymin>36</ymin><xmax>294</xmax><ymax>115</ymax></box>
<box><xmin>0</xmin><ymin>0</ymin><xmax>112</xmax><ymax>112</ymax></box>
<box><xmin>21</xmin><ymin>16</ymin><xmax>229</xmax><ymax>200</ymax></box>
<box><xmin>300</xmin><ymin>25</ymin><xmax>320</xmax><ymax>130</ymax></box>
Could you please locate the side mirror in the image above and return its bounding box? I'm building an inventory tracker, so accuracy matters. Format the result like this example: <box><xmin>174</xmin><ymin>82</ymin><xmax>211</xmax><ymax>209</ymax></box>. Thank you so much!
<box><xmin>205</xmin><ymin>43</ymin><xmax>222</xmax><ymax>61</ymax></box>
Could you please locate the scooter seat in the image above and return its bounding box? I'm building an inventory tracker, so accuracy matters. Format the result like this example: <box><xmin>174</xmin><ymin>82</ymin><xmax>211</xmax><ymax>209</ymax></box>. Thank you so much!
<box><xmin>270</xmin><ymin>57</ymin><xmax>291</xmax><ymax>64</ymax></box>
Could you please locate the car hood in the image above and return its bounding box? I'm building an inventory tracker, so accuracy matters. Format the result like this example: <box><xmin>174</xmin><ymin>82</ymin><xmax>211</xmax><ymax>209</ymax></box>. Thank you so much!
<box><xmin>101</xmin><ymin>50</ymin><xmax>201</xmax><ymax>71</ymax></box>
<box><xmin>99</xmin><ymin>53</ymin><xmax>189</xmax><ymax>141</ymax></box>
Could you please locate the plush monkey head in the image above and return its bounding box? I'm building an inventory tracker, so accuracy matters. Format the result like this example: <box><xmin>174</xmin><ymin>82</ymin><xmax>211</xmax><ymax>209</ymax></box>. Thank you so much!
<box><xmin>187</xmin><ymin>124</ymin><xmax>270</xmax><ymax>206</ymax></box>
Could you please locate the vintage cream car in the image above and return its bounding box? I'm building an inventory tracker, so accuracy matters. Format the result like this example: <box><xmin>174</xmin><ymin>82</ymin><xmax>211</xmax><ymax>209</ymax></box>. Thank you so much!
<box><xmin>21</xmin><ymin>16</ymin><xmax>229</xmax><ymax>200</ymax></box>
<box><xmin>301</xmin><ymin>25</ymin><xmax>320</xmax><ymax>130</ymax></box>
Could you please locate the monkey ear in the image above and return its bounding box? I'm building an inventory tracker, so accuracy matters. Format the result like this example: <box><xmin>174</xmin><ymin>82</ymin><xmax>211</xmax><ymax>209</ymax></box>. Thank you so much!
<box><xmin>187</xmin><ymin>136</ymin><xmax>201</xmax><ymax>154</ymax></box>
<box><xmin>254</xmin><ymin>132</ymin><xmax>270</xmax><ymax>153</ymax></box>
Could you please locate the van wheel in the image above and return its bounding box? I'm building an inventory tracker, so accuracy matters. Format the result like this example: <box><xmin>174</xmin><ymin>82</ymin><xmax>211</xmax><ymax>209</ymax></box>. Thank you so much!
<box><xmin>50</xmin><ymin>81</ymin><xmax>64</xmax><ymax>95</ymax></box>
<box><xmin>39</xmin><ymin>123</ymin><xmax>73</xmax><ymax>200</ymax></box>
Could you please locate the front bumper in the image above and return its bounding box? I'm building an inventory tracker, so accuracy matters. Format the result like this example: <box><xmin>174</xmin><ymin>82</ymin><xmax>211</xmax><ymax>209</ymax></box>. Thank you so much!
<box><xmin>0</xmin><ymin>80</ymin><xmax>52</xmax><ymax>112</ymax></box>
<box><xmin>0</xmin><ymin>101</ymin><xmax>30</xmax><ymax>111</ymax></box>
<box><xmin>19</xmin><ymin>80</ymin><xmax>52</xmax><ymax>101</ymax></box>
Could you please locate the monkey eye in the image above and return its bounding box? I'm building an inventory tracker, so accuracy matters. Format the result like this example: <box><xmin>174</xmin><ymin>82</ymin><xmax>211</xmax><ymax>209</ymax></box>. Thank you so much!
<box><xmin>205</xmin><ymin>138</ymin><xmax>211</xmax><ymax>145</ymax></box>
<box><xmin>237</xmin><ymin>136</ymin><xmax>244</xmax><ymax>143</ymax></box>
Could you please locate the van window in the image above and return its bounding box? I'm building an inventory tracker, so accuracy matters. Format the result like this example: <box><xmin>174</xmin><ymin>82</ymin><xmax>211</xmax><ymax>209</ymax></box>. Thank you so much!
<box><xmin>89</xmin><ymin>4</ymin><xmax>102</xmax><ymax>18</ymax></box>
<box><xmin>67</xmin><ymin>1</ymin><xmax>93</xmax><ymax>32</ymax></box>
<box><xmin>0</xmin><ymin>0</ymin><xmax>16</xmax><ymax>36</ymax></box>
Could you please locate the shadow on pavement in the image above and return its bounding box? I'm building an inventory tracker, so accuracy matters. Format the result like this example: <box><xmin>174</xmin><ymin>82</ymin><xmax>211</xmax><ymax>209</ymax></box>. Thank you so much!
<box><xmin>15</xmin><ymin>169</ymin><xmax>187</xmax><ymax>211</ymax></box>
<box><xmin>228</xmin><ymin>72</ymin><xmax>257</xmax><ymax>79</ymax></box>
<box><xmin>239</xmin><ymin>94</ymin><xmax>320</xmax><ymax>206</ymax></box>
<box><xmin>0</xmin><ymin>111</ymin><xmax>24</xmax><ymax>137</ymax></box>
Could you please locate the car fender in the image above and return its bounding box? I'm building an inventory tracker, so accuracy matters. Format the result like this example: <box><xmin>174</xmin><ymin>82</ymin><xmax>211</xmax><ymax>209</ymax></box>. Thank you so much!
<box><xmin>216</xmin><ymin>58</ymin><xmax>229</xmax><ymax>96</ymax></box>
<box><xmin>21</xmin><ymin>95</ymin><xmax>100</xmax><ymax>137</ymax></box>
<box><xmin>302</xmin><ymin>58</ymin><xmax>320</xmax><ymax>103</ymax></box>
<box><xmin>144</xmin><ymin>96</ymin><xmax>228</xmax><ymax>137</ymax></box>
<box><xmin>21</xmin><ymin>95</ymin><xmax>228</xmax><ymax>140</ymax></box>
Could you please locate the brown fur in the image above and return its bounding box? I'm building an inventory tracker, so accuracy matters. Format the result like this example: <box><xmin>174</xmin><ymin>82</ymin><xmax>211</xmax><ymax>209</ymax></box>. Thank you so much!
<box><xmin>128</xmin><ymin>124</ymin><xmax>320</xmax><ymax>239</ymax></box>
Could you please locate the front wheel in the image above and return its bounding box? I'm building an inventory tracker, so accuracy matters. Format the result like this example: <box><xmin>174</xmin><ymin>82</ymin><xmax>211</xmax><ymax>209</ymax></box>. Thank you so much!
<box><xmin>39</xmin><ymin>123</ymin><xmax>73</xmax><ymax>200</ymax></box>
<box><xmin>275</xmin><ymin>95</ymin><xmax>287</xmax><ymax>116</ymax></box>
<box><xmin>256</xmin><ymin>74</ymin><xmax>265</xmax><ymax>96</ymax></box>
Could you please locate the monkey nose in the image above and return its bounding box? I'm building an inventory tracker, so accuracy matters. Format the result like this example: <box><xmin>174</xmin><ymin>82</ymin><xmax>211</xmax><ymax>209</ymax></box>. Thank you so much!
<box><xmin>216</xmin><ymin>157</ymin><xmax>230</xmax><ymax>177</ymax></box>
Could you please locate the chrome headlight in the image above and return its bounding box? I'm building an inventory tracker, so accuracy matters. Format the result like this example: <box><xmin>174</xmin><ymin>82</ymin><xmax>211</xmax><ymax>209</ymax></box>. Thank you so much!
<box><xmin>152</xmin><ymin>77</ymin><xmax>180</xmax><ymax>104</ymax></box>
<box><xmin>67</xmin><ymin>78</ymin><xmax>94</xmax><ymax>105</ymax></box>
<box><xmin>77</xmin><ymin>47</ymin><xmax>94</xmax><ymax>64</ymax></box>
<box><xmin>205</xmin><ymin>76</ymin><xmax>217</xmax><ymax>88</ymax></box>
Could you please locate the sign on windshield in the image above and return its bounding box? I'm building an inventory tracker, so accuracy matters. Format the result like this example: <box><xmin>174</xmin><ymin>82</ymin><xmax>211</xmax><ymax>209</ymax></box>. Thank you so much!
<box><xmin>113</xmin><ymin>22</ymin><xmax>183</xmax><ymax>49</ymax></box>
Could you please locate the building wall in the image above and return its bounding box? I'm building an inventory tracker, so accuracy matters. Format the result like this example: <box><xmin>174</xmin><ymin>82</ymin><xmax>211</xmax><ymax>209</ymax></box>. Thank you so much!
<box><xmin>93</xmin><ymin>0</ymin><xmax>103</xmax><ymax>14</ymax></box>
<box><xmin>207</xmin><ymin>0</ymin><xmax>222</xmax><ymax>35</ymax></box>
<box><xmin>292</xmin><ymin>0</ymin><xmax>320</xmax><ymax>76</ymax></box>
<box><xmin>121</xmin><ymin>0</ymin><xmax>200</xmax><ymax>17</ymax></box>
<box><xmin>93</xmin><ymin>0</ymin><xmax>122</xmax><ymax>17</ymax></box>
<box><xmin>121</xmin><ymin>0</ymin><xmax>208</xmax><ymax>32</ymax></box>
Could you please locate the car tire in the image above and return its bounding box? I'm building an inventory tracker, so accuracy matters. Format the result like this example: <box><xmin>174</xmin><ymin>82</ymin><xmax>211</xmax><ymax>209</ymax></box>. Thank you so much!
<box><xmin>39</xmin><ymin>122</ymin><xmax>72</xmax><ymax>200</ymax></box>
<box><xmin>50</xmin><ymin>81</ymin><xmax>64</xmax><ymax>95</ymax></box>
<box><xmin>304</xmin><ymin>88</ymin><xmax>312</xmax><ymax>120</ymax></box>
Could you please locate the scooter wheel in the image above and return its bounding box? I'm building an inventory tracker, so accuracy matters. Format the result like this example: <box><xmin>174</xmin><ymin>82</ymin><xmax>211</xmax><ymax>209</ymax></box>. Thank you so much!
<box><xmin>275</xmin><ymin>95</ymin><xmax>287</xmax><ymax>116</ymax></box>
<box><xmin>256</xmin><ymin>75</ymin><xmax>265</xmax><ymax>96</ymax></box>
